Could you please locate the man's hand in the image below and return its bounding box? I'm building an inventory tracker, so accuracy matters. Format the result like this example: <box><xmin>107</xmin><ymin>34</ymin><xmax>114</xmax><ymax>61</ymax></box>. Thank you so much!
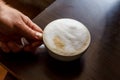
<box><xmin>0</xmin><ymin>1</ymin><xmax>43</xmax><ymax>53</ymax></box>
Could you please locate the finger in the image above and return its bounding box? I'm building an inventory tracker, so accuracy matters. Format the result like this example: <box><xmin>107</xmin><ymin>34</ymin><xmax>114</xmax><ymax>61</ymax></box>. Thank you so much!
<box><xmin>7</xmin><ymin>41</ymin><xmax>22</xmax><ymax>53</ymax></box>
<box><xmin>15</xmin><ymin>21</ymin><xmax>43</xmax><ymax>41</ymax></box>
<box><xmin>24</xmin><ymin>41</ymin><xmax>43</xmax><ymax>52</ymax></box>
<box><xmin>0</xmin><ymin>41</ymin><xmax>10</xmax><ymax>53</ymax></box>
<box><xmin>21</xmin><ymin>15</ymin><xmax>43</xmax><ymax>33</ymax></box>
<box><xmin>31</xmin><ymin>41</ymin><xmax>43</xmax><ymax>48</ymax></box>
<box><xmin>0</xmin><ymin>33</ymin><xmax>9</xmax><ymax>42</ymax></box>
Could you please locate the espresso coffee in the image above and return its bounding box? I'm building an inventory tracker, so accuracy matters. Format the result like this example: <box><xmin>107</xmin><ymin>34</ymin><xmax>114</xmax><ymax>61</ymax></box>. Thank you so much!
<box><xmin>43</xmin><ymin>18</ymin><xmax>91</xmax><ymax>61</ymax></box>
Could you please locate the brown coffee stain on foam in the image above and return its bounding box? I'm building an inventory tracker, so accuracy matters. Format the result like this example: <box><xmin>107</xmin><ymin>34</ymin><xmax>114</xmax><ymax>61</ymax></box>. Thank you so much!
<box><xmin>53</xmin><ymin>36</ymin><xmax>65</xmax><ymax>49</ymax></box>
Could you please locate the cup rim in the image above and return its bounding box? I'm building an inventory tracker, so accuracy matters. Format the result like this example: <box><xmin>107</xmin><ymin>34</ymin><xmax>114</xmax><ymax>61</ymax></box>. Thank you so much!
<box><xmin>43</xmin><ymin>18</ymin><xmax>91</xmax><ymax>57</ymax></box>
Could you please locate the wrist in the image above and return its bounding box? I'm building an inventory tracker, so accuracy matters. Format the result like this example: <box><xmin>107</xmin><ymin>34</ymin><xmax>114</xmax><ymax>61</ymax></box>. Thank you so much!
<box><xmin>0</xmin><ymin>0</ymin><xmax>4</xmax><ymax>4</ymax></box>
<box><xmin>0</xmin><ymin>1</ymin><xmax>6</xmax><ymax>11</ymax></box>
<box><xmin>0</xmin><ymin>0</ymin><xmax>5</xmax><ymax>7</ymax></box>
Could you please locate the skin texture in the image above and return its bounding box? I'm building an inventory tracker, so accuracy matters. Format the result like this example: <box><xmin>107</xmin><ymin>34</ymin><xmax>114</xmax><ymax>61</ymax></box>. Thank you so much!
<box><xmin>0</xmin><ymin>1</ymin><xmax>43</xmax><ymax>53</ymax></box>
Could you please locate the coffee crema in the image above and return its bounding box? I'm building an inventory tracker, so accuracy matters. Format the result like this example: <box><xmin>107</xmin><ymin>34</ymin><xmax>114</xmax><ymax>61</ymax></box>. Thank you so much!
<box><xmin>43</xmin><ymin>18</ymin><xmax>91</xmax><ymax>61</ymax></box>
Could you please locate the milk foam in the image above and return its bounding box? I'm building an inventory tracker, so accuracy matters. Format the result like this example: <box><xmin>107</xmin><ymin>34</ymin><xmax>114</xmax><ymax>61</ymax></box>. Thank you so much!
<box><xmin>43</xmin><ymin>19</ymin><xmax>91</xmax><ymax>56</ymax></box>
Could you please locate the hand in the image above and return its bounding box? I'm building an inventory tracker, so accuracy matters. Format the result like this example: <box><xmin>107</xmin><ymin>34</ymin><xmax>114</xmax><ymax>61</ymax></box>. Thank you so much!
<box><xmin>0</xmin><ymin>1</ymin><xmax>43</xmax><ymax>53</ymax></box>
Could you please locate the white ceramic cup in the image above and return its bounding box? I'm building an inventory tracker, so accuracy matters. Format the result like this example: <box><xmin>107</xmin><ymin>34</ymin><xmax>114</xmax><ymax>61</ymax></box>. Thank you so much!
<box><xmin>43</xmin><ymin>18</ymin><xmax>91</xmax><ymax>61</ymax></box>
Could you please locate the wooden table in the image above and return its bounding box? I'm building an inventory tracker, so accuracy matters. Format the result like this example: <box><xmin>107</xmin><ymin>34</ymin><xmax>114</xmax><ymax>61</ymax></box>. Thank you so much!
<box><xmin>0</xmin><ymin>0</ymin><xmax>120</xmax><ymax>80</ymax></box>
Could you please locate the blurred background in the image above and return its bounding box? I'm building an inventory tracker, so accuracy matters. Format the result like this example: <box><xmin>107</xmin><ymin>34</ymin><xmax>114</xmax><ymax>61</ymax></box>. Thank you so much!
<box><xmin>4</xmin><ymin>0</ymin><xmax>55</xmax><ymax>19</ymax></box>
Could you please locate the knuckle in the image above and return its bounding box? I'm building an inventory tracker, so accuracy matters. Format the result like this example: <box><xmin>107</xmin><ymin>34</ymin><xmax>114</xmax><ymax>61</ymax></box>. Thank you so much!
<box><xmin>15</xmin><ymin>21</ymin><xmax>23</xmax><ymax>26</ymax></box>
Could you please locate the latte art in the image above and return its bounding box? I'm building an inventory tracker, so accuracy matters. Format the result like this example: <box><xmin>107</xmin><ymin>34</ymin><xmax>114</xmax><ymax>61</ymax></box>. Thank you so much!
<box><xmin>43</xmin><ymin>19</ymin><xmax>91</xmax><ymax>61</ymax></box>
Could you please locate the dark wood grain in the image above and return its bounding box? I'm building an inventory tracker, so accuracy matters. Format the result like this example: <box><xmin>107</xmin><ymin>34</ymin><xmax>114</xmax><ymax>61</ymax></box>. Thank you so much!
<box><xmin>0</xmin><ymin>0</ymin><xmax>120</xmax><ymax>80</ymax></box>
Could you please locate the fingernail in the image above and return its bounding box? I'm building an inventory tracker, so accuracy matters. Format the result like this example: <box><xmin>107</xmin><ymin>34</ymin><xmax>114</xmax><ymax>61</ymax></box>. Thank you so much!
<box><xmin>35</xmin><ymin>32</ymin><xmax>43</xmax><ymax>40</ymax></box>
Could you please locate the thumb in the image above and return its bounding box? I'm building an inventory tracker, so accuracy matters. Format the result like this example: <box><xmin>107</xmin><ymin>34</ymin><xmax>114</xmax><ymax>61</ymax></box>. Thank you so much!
<box><xmin>16</xmin><ymin>21</ymin><xmax>42</xmax><ymax>41</ymax></box>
